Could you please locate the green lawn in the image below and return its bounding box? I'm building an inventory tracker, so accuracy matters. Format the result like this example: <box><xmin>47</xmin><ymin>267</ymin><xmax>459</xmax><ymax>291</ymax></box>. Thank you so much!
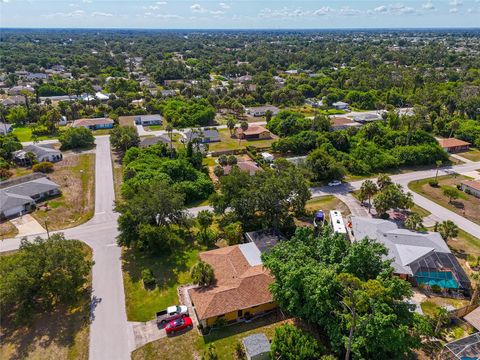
<box><xmin>11</xmin><ymin>126</ymin><xmax>59</xmax><ymax>142</ymax></box>
<box><xmin>144</xmin><ymin>125</ymin><xmax>165</xmax><ymax>131</ymax></box>
<box><xmin>208</xmin><ymin>128</ymin><xmax>276</xmax><ymax>153</ymax></box>
<box><xmin>411</xmin><ymin>204</ymin><xmax>431</xmax><ymax>218</ymax></box>
<box><xmin>460</xmin><ymin>148</ymin><xmax>480</xmax><ymax>162</ymax></box>
<box><xmin>122</xmin><ymin>246</ymin><xmax>203</xmax><ymax>322</ymax></box>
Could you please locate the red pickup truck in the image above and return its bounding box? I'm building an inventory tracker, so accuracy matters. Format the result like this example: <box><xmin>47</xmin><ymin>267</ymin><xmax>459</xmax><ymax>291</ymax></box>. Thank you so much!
<box><xmin>165</xmin><ymin>316</ymin><xmax>193</xmax><ymax>335</ymax></box>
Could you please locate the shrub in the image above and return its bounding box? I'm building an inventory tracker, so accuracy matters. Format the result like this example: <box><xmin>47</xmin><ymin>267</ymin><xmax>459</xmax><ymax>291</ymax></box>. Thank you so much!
<box><xmin>431</xmin><ymin>284</ymin><xmax>441</xmax><ymax>293</ymax></box>
<box><xmin>234</xmin><ymin>341</ymin><xmax>246</xmax><ymax>360</ymax></box>
<box><xmin>429</xmin><ymin>179</ymin><xmax>439</xmax><ymax>187</ymax></box>
<box><xmin>32</xmin><ymin>161</ymin><xmax>54</xmax><ymax>173</ymax></box>
<box><xmin>214</xmin><ymin>317</ymin><xmax>227</xmax><ymax>328</ymax></box>
<box><xmin>141</xmin><ymin>268</ymin><xmax>156</xmax><ymax>288</ymax></box>
<box><xmin>0</xmin><ymin>167</ymin><xmax>13</xmax><ymax>180</ymax></box>
<box><xmin>59</xmin><ymin>127</ymin><xmax>95</xmax><ymax>150</ymax></box>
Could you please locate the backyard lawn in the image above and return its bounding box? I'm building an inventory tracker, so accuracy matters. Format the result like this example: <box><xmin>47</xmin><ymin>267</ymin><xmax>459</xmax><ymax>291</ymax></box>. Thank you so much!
<box><xmin>122</xmin><ymin>245</ymin><xmax>204</xmax><ymax>322</ymax></box>
<box><xmin>32</xmin><ymin>153</ymin><xmax>95</xmax><ymax>230</ymax></box>
<box><xmin>132</xmin><ymin>312</ymin><xmax>290</xmax><ymax>360</ymax></box>
<box><xmin>208</xmin><ymin>128</ymin><xmax>276</xmax><ymax>152</ymax></box>
<box><xmin>409</xmin><ymin>175</ymin><xmax>480</xmax><ymax>225</ymax></box>
<box><xmin>0</xmin><ymin>244</ymin><xmax>92</xmax><ymax>360</ymax></box>
<box><xmin>296</xmin><ymin>195</ymin><xmax>350</xmax><ymax>227</ymax></box>
<box><xmin>11</xmin><ymin>126</ymin><xmax>59</xmax><ymax>142</ymax></box>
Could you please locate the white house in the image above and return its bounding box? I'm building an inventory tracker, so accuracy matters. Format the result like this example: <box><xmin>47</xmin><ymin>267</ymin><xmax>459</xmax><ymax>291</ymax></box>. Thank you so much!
<box><xmin>461</xmin><ymin>180</ymin><xmax>480</xmax><ymax>199</ymax></box>
<box><xmin>332</xmin><ymin>101</ymin><xmax>349</xmax><ymax>110</ymax></box>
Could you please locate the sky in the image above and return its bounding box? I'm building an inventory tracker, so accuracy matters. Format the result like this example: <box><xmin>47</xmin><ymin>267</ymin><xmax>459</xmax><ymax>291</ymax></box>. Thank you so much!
<box><xmin>1</xmin><ymin>0</ymin><xmax>480</xmax><ymax>29</ymax></box>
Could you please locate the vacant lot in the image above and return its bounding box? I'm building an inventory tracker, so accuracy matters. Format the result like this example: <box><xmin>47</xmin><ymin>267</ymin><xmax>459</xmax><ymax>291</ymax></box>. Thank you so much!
<box><xmin>32</xmin><ymin>153</ymin><xmax>95</xmax><ymax>230</ymax></box>
<box><xmin>111</xmin><ymin>149</ymin><xmax>123</xmax><ymax>201</ymax></box>
<box><xmin>0</xmin><ymin>245</ymin><xmax>92</xmax><ymax>360</ymax></box>
<box><xmin>208</xmin><ymin>128</ymin><xmax>277</xmax><ymax>152</ymax></box>
<box><xmin>409</xmin><ymin>175</ymin><xmax>480</xmax><ymax>225</ymax></box>
<box><xmin>132</xmin><ymin>312</ymin><xmax>290</xmax><ymax>360</ymax></box>
<box><xmin>122</xmin><ymin>246</ymin><xmax>203</xmax><ymax>322</ymax></box>
<box><xmin>11</xmin><ymin>126</ymin><xmax>60</xmax><ymax>142</ymax></box>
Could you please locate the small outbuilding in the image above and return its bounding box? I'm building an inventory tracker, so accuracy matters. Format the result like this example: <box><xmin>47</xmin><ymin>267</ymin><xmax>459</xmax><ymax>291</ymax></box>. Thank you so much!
<box><xmin>242</xmin><ymin>333</ymin><xmax>271</xmax><ymax>360</ymax></box>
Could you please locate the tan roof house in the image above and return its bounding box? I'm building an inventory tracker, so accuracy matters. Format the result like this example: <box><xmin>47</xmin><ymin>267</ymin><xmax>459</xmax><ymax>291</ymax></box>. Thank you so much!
<box><xmin>72</xmin><ymin>117</ymin><xmax>114</xmax><ymax>130</ymax></box>
<box><xmin>235</xmin><ymin>125</ymin><xmax>272</xmax><ymax>140</ymax></box>
<box><xmin>461</xmin><ymin>180</ymin><xmax>480</xmax><ymax>199</ymax></box>
<box><xmin>188</xmin><ymin>243</ymin><xmax>277</xmax><ymax>328</ymax></box>
<box><xmin>437</xmin><ymin>138</ymin><xmax>470</xmax><ymax>153</ymax></box>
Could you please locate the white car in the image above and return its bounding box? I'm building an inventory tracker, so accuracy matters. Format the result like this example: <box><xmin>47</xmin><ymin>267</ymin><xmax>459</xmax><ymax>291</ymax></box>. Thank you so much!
<box><xmin>328</xmin><ymin>180</ymin><xmax>342</xmax><ymax>187</ymax></box>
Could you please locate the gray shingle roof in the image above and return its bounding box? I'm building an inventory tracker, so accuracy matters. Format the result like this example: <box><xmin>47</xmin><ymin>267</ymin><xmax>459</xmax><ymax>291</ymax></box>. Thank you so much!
<box><xmin>14</xmin><ymin>144</ymin><xmax>61</xmax><ymax>160</ymax></box>
<box><xmin>351</xmin><ymin>217</ymin><xmax>451</xmax><ymax>275</ymax></box>
<box><xmin>4</xmin><ymin>177</ymin><xmax>60</xmax><ymax>198</ymax></box>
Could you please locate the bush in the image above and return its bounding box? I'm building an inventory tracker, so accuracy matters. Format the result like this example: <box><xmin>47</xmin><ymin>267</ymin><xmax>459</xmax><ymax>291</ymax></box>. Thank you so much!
<box><xmin>431</xmin><ymin>284</ymin><xmax>441</xmax><ymax>293</ymax></box>
<box><xmin>141</xmin><ymin>268</ymin><xmax>156</xmax><ymax>288</ymax></box>
<box><xmin>32</xmin><ymin>161</ymin><xmax>54</xmax><ymax>173</ymax></box>
<box><xmin>429</xmin><ymin>179</ymin><xmax>439</xmax><ymax>187</ymax></box>
<box><xmin>0</xmin><ymin>167</ymin><xmax>13</xmax><ymax>180</ymax></box>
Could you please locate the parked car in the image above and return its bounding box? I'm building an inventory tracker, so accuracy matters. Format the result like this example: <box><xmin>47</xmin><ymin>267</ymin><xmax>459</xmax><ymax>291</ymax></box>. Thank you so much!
<box><xmin>328</xmin><ymin>180</ymin><xmax>342</xmax><ymax>187</ymax></box>
<box><xmin>165</xmin><ymin>316</ymin><xmax>193</xmax><ymax>335</ymax></box>
<box><xmin>156</xmin><ymin>305</ymin><xmax>189</xmax><ymax>325</ymax></box>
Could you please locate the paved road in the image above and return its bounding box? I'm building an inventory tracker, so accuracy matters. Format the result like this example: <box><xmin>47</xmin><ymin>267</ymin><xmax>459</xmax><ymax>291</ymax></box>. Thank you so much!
<box><xmin>1</xmin><ymin>136</ymin><xmax>133</xmax><ymax>360</ymax></box>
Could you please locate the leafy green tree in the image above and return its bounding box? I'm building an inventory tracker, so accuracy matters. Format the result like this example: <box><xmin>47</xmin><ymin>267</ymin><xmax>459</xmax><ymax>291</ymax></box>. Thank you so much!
<box><xmin>270</xmin><ymin>324</ymin><xmax>324</xmax><ymax>360</ymax></box>
<box><xmin>6</xmin><ymin>106</ymin><xmax>28</xmax><ymax>126</ymax></box>
<box><xmin>222</xmin><ymin>221</ymin><xmax>243</xmax><ymax>246</ymax></box>
<box><xmin>438</xmin><ymin>220</ymin><xmax>459</xmax><ymax>241</ymax></box>
<box><xmin>39</xmin><ymin>108</ymin><xmax>61</xmax><ymax>134</ymax></box>
<box><xmin>306</xmin><ymin>148</ymin><xmax>346</xmax><ymax>182</ymax></box>
<box><xmin>0</xmin><ymin>233</ymin><xmax>92</xmax><ymax>323</ymax></box>
<box><xmin>263</xmin><ymin>227</ymin><xmax>430</xmax><ymax>359</ymax></box>
<box><xmin>59</xmin><ymin>127</ymin><xmax>95</xmax><ymax>150</ymax></box>
<box><xmin>191</xmin><ymin>261</ymin><xmax>214</xmax><ymax>287</ymax></box>
<box><xmin>405</xmin><ymin>212</ymin><xmax>424</xmax><ymax>231</ymax></box>
<box><xmin>376</xmin><ymin>174</ymin><xmax>393</xmax><ymax>190</ymax></box>
<box><xmin>443</xmin><ymin>187</ymin><xmax>460</xmax><ymax>204</ymax></box>
<box><xmin>197</xmin><ymin>210</ymin><xmax>214</xmax><ymax>236</ymax></box>
<box><xmin>0</xmin><ymin>133</ymin><xmax>22</xmax><ymax>161</ymax></box>
<box><xmin>110</xmin><ymin>125</ymin><xmax>140</xmax><ymax>152</ymax></box>
<box><xmin>359</xmin><ymin>179</ymin><xmax>378</xmax><ymax>213</ymax></box>
<box><xmin>373</xmin><ymin>184</ymin><xmax>413</xmax><ymax>218</ymax></box>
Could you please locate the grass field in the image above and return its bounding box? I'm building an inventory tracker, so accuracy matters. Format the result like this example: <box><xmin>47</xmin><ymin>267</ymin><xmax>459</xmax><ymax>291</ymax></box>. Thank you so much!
<box><xmin>0</xmin><ymin>244</ymin><xmax>92</xmax><ymax>360</ymax></box>
<box><xmin>122</xmin><ymin>246</ymin><xmax>203</xmax><ymax>322</ymax></box>
<box><xmin>11</xmin><ymin>126</ymin><xmax>59</xmax><ymax>142</ymax></box>
<box><xmin>132</xmin><ymin>312</ymin><xmax>289</xmax><ymax>360</ymax></box>
<box><xmin>460</xmin><ymin>148</ymin><xmax>480</xmax><ymax>162</ymax></box>
<box><xmin>208</xmin><ymin>128</ymin><xmax>276</xmax><ymax>152</ymax></box>
<box><xmin>409</xmin><ymin>175</ymin><xmax>480</xmax><ymax>225</ymax></box>
<box><xmin>32</xmin><ymin>153</ymin><xmax>95</xmax><ymax>230</ymax></box>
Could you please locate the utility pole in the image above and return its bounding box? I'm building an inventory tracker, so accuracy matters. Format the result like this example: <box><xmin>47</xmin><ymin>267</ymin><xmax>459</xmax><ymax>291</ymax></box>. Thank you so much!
<box><xmin>45</xmin><ymin>219</ymin><xmax>50</xmax><ymax>239</ymax></box>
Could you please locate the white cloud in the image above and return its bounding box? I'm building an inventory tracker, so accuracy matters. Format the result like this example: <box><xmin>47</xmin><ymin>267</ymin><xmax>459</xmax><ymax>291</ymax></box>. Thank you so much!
<box><xmin>190</xmin><ymin>3</ymin><xmax>207</xmax><ymax>13</ymax></box>
<box><xmin>313</xmin><ymin>6</ymin><xmax>333</xmax><ymax>16</ymax></box>
<box><xmin>450</xmin><ymin>7</ymin><xmax>459</xmax><ymax>12</ymax></box>
<box><xmin>338</xmin><ymin>7</ymin><xmax>363</xmax><ymax>16</ymax></box>
<box><xmin>374</xmin><ymin>5</ymin><xmax>388</xmax><ymax>13</ymax></box>
<box><xmin>1</xmin><ymin>0</ymin><xmax>11</xmax><ymax>3</ymax></box>
<box><xmin>82</xmin><ymin>0</ymin><xmax>92</xmax><ymax>3</ymax></box>
<box><xmin>46</xmin><ymin>10</ymin><xmax>85</xmax><ymax>17</ymax></box>
<box><xmin>449</xmin><ymin>0</ymin><xmax>462</xmax><ymax>6</ymax></box>
<box><xmin>422</xmin><ymin>1</ymin><xmax>435</xmax><ymax>10</ymax></box>
<box><xmin>156</xmin><ymin>1</ymin><xmax>167</xmax><ymax>4</ymax></box>
<box><xmin>210</xmin><ymin>10</ymin><xmax>225</xmax><ymax>15</ymax></box>
<box><xmin>219</xmin><ymin>2</ymin><xmax>229</xmax><ymax>9</ymax></box>
<box><xmin>92</xmin><ymin>11</ymin><xmax>113</xmax><ymax>17</ymax></box>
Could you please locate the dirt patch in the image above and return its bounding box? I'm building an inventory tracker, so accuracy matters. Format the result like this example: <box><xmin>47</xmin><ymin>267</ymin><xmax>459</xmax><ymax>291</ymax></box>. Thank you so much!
<box><xmin>0</xmin><ymin>221</ymin><xmax>18</xmax><ymax>238</ymax></box>
<box><xmin>32</xmin><ymin>154</ymin><xmax>95</xmax><ymax>231</ymax></box>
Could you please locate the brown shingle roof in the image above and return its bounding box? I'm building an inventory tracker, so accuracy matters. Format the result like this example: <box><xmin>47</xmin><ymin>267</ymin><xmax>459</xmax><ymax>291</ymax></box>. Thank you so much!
<box><xmin>331</xmin><ymin>116</ymin><xmax>356</xmax><ymax>126</ymax></box>
<box><xmin>223</xmin><ymin>161</ymin><xmax>261</xmax><ymax>176</ymax></box>
<box><xmin>188</xmin><ymin>246</ymin><xmax>274</xmax><ymax>320</ymax></box>
<box><xmin>72</xmin><ymin>117</ymin><xmax>114</xmax><ymax>127</ymax></box>
<box><xmin>437</xmin><ymin>138</ymin><xmax>470</xmax><ymax>148</ymax></box>
<box><xmin>236</xmin><ymin>125</ymin><xmax>270</xmax><ymax>136</ymax></box>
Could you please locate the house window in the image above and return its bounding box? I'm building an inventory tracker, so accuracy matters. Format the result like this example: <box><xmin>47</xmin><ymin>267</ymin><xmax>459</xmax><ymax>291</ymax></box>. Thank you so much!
<box><xmin>237</xmin><ymin>310</ymin><xmax>243</xmax><ymax>317</ymax></box>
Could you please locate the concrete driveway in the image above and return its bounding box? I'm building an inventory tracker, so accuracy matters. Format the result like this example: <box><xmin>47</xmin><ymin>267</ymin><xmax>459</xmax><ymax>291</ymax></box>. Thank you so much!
<box><xmin>10</xmin><ymin>214</ymin><xmax>46</xmax><ymax>237</ymax></box>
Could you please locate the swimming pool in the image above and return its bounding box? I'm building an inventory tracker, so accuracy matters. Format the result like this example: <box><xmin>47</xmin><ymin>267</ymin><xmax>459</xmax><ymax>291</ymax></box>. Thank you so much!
<box><xmin>414</xmin><ymin>271</ymin><xmax>459</xmax><ymax>289</ymax></box>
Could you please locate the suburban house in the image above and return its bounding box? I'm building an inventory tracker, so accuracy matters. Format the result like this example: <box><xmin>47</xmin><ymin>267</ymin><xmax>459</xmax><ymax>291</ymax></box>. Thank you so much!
<box><xmin>461</xmin><ymin>180</ymin><xmax>480</xmax><ymax>198</ymax></box>
<box><xmin>7</xmin><ymin>85</ymin><xmax>34</xmax><ymax>95</ymax></box>
<box><xmin>139</xmin><ymin>135</ymin><xmax>171</xmax><ymax>148</ymax></box>
<box><xmin>72</xmin><ymin>117</ymin><xmax>114</xmax><ymax>130</ymax></box>
<box><xmin>351</xmin><ymin>217</ymin><xmax>471</xmax><ymax>293</ymax></box>
<box><xmin>235</xmin><ymin>125</ymin><xmax>272</xmax><ymax>140</ymax></box>
<box><xmin>0</xmin><ymin>123</ymin><xmax>12</xmax><ymax>135</ymax></box>
<box><xmin>188</xmin><ymin>241</ymin><xmax>277</xmax><ymax>328</ymax></box>
<box><xmin>443</xmin><ymin>332</ymin><xmax>480</xmax><ymax>360</ymax></box>
<box><xmin>222</xmin><ymin>160</ymin><xmax>261</xmax><ymax>176</ymax></box>
<box><xmin>160</xmin><ymin>90</ymin><xmax>177</xmax><ymax>97</ymax></box>
<box><xmin>332</xmin><ymin>101</ymin><xmax>349</xmax><ymax>110</ymax></box>
<box><xmin>133</xmin><ymin>114</ymin><xmax>163</xmax><ymax>126</ymax></box>
<box><xmin>14</xmin><ymin>144</ymin><xmax>63</xmax><ymax>165</ymax></box>
<box><xmin>330</xmin><ymin>117</ymin><xmax>363</xmax><ymax>131</ymax></box>
<box><xmin>183</xmin><ymin>128</ymin><xmax>220</xmax><ymax>143</ymax></box>
<box><xmin>353</xmin><ymin>113</ymin><xmax>382</xmax><ymax>123</ymax></box>
<box><xmin>437</xmin><ymin>138</ymin><xmax>471</xmax><ymax>153</ymax></box>
<box><xmin>242</xmin><ymin>333</ymin><xmax>271</xmax><ymax>360</ymax></box>
<box><xmin>1</xmin><ymin>95</ymin><xmax>26</xmax><ymax>107</ymax></box>
<box><xmin>245</xmin><ymin>105</ymin><xmax>280</xmax><ymax>117</ymax></box>
<box><xmin>0</xmin><ymin>173</ymin><xmax>60</xmax><ymax>219</ymax></box>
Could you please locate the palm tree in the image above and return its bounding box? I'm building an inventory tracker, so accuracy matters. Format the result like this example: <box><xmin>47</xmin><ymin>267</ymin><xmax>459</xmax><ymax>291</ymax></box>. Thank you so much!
<box><xmin>226</xmin><ymin>115</ymin><xmax>236</xmax><ymax>137</ymax></box>
<box><xmin>435</xmin><ymin>307</ymin><xmax>449</xmax><ymax>335</ymax></box>
<box><xmin>165</xmin><ymin>124</ymin><xmax>174</xmax><ymax>153</ymax></box>
<box><xmin>405</xmin><ymin>212</ymin><xmax>423</xmax><ymax>231</ymax></box>
<box><xmin>434</xmin><ymin>160</ymin><xmax>443</xmax><ymax>182</ymax></box>
<box><xmin>190</xmin><ymin>261</ymin><xmax>214</xmax><ymax>287</ymax></box>
<box><xmin>470</xmin><ymin>272</ymin><xmax>480</xmax><ymax>306</ymax></box>
<box><xmin>376</xmin><ymin>174</ymin><xmax>392</xmax><ymax>190</ymax></box>
<box><xmin>359</xmin><ymin>179</ymin><xmax>378</xmax><ymax>213</ymax></box>
<box><xmin>438</xmin><ymin>220</ymin><xmax>459</xmax><ymax>241</ymax></box>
